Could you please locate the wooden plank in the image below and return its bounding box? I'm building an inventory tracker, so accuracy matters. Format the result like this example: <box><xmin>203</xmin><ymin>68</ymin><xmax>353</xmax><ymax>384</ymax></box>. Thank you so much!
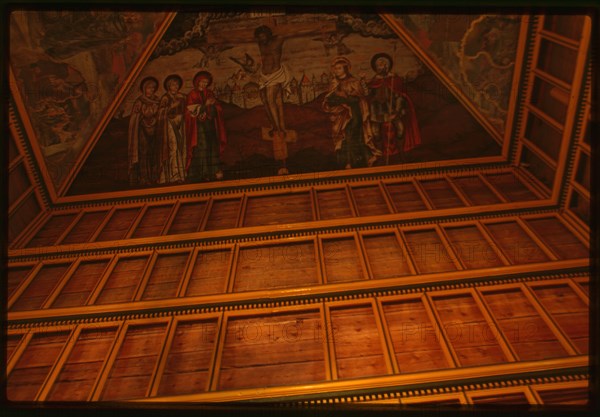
<box><xmin>373</xmin><ymin>299</ymin><xmax>399</xmax><ymax>374</ymax></box>
<box><xmin>452</xmin><ymin>176</ymin><xmax>502</xmax><ymax>205</ymax></box>
<box><xmin>88</xmin><ymin>207</ymin><xmax>116</xmax><ymax>242</ymax></box>
<box><xmin>443</xmin><ymin>225</ymin><xmax>504</xmax><ymax>269</ymax></box>
<box><xmin>528</xmin><ymin>284</ymin><xmax>588</xmax><ymax>354</ymax></box>
<box><xmin>483</xmin><ymin>172</ymin><xmax>539</xmax><ymax>202</ymax></box>
<box><xmin>6</xmin><ymin>332</ymin><xmax>71</xmax><ymax>401</ymax></box>
<box><xmin>7</xmin><ymin>265</ymin><xmax>35</xmax><ymax>300</ymax></box>
<box><xmin>418</xmin><ymin>179</ymin><xmax>465</xmax><ymax>210</ymax></box>
<box><xmin>402</xmin><ymin>393</ymin><xmax>467</xmax><ymax>405</ymax></box>
<box><xmin>430</xmin><ymin>293</ymin><xmax>508</xmax><ymax>367</ymax></box>
<box><xmin>434</xmin><ymin>225</ymin><xmax>465</xmax><ymax>271</ymax></box>
<box><xmin>124</xmin><ymin>205</ymin><xmax>147</xmax><ymax>239</ymax></box>
<box><xmin>518</xmin><ymin>283</ymin><xmax>577</xmax><ymax>355</ymax></box>
<box><xmin>470</xmin><ymin>289</ymin><xmax>518</xmax><ymax>362</ymax></box>
<box><xmin>524</xmin><ymin>108</ymin><xmax>564</xmax><ymax>161</ymax></box>
<box><xmin>51</xmin><ymin>260</ymin><xmax>111</xmax><ymax>309</ymax></box>
<box><xmin>156</xmin><ymin>319</ymin><xmax>219</xmax><ymax>397</ymax></box>
<box><xmin>322</xmin><ymin>237</ymin><xmax>365</xmax><ymax>283</ymax></box>
<box><xmin>146</xmin><ymin>318</ymin><xmax>176</xmax><ymax>397</ymax></box>
<box><xmin>362</xmin><ymin>233</ymin><xmax>413</xmax><ymax>279</ymax></box>
<box><xmin>351</xmin><ymin>186</ymin><xmax>391</xmax><ymax>216</ymax></box>
<box><xmin>131</xmin><ymin>205</ymin><xmax>174</xmax><ymax>238</ymax></box>
<box><xmin>8</xmin><ymin>162</ymin><xmax>31</xmax><ymax>208</ymax></box>
<box><xmin>161</xmin><ymin>201</ymin><xmax>180</xmax><ymax>236</ymax></box>
<box><xmin>329</xmin><ymin>304</ymin><xmax>388</xmax><ymax>380</ymax></box>
<box><xmin>208</xmin><ymin>314</ymin><xmax>228</xmax><ymax>391</ymax></box>
<box><xmin>573</xmin><ymin>279</ymin><xmax>589</xmax><ymax>297</ymax></box>
<box><xmin>381</xmin><ymin>298</ymin><xmax>450</xmax><ymax>374</ymax></box>
<box><xmin>523</xmin><ymin>217</ymin><xmax>589</xmax><ymax>260</ymax></box>
<box><xmin>384</xmin><ymin>182</ymin><xmax>428</xmax><ymax>212</ymax></box>
<box><xmin>167</xmin><ymin>202</ymin><xmax>208</xmax><ymax>234</ymax></box>
<box><xmin>6</xmin><ymin>332</ymin><xmax>33</xmax><ymax>376</ymax></box>
<box><xmin>185</xmin><ymin>249</ymin><xmax>233</xmax><ymax>296</ymax></box>
<box><xmin>204</xmin><ymin>199</ymin><xmax>242</xmax><ymax>231</ymax></box>
<box><xmin>480</xmin><ymin>288</ymin><xmax>569</xmax><ymax>361</ymax></box>
<box><xmin>94</xmin><ymin>256</ymin><xmax>151</xmax><ymax>305</ymax></box>
<box><xmin>537</xmin><ymin>37</ymin><xmax>579</xmax><ymax>84</ymax></box>
<box><xmin>470</xmin><ymin>391</ymin><xmax>531</xmax><ymax>404</ymax></box>
<box><xmin>132</xmin><ymin>252</ymin><xmax>158</xmax><ymax>302</ymax></box>
<box><xmin>529</xmin><ymin>76</ymin><xmax>569</xmax><ymax>125</ymax></box>
<box><xmin>10</xmin><ymin>263</ymin><xmax>72</xmax><ymax>312</ymax></box>
<box><xmin>233</xmin><ymin>241</ymin><xmax>318</xmax><ymax>292</ymax></box>
<box><xmin>61</xmin><ymin>211</ymin><xmax>111</xmax><ymax>245</ymax></box>
<box><xmin>244</xmin><ymin>193</ymin><xmax>313</xmax><ymax>227</ymax></box>
<box><xmin>8</xmin><ymin>191</ymin><xmax>44</xmax><ymax>247</ymax></box>
<box><xmin>100</xmin><ymin>323</ymin><xmax>169</xmax><ymax>400</ymax></box>
<box><xmin>320</xmin><ymin>304</ymin><xmax>335</xmax><ymax>380</ymax></box>
<box><xmin>403</xmin><ymin>229</ymin><xmax>458</xmax><ymax>274</ymax></box>
<box><xmin>95</xmin><ymin>208</ymin><xmax>142</xmax><ymax>242</ymax></box>
<box><xmin>316</xmin><ymin>189</ymin><xmax>353</xmax><ymax>220</ymax></box>
<box><xmin>445</xmin><ymin>177</ymin><xmax>473</xmax><ymax>207</ymax></box>
<box><xmin>26</xmin><ymin>214</ymin><xmax>78</xmax><ymax>248</ymax></box>
<box><xmin>45</xmin><ymin>327</ymin><xmax>119</xmax><ymax>401</ymax></box>
<box><xmin>141</xmin><ymin>252</ymin><xmax>191</xmax><ymax>301</ymax></box>
<box><xmin>6</xmin><ymin>334</ymin><xmax>25</xmax><ymax>363</ymax></box>
<box><xmin>8</xmin><ymin>131</ymin><xmax>20</xmax><ymax>164</ymax></box>
<box><xmin>53</xmin><ymin>211</ymin><xmax>85</xmax><ymax>246</ymax></box>
<box><xmin>217</xmin><ymin>311</ymin><xmax>326</xmax><ymax>390</ymax></box>
<box><xmin>536</xmin><ymin>386</ymin><xmax>589</xmax><ymax>405</ymax></box>
<box><xmin>309</xmin><ymin>188</ymin><xmax>319</xmax><ymax>223</ymax></box>
<box><xmin>542</xmin><ymin>15</ymin><xmax>586</xmax><ymax>41</ymax></box>
<box><xmin>483</xmin><ymin>221</ymin><xmax>550</xmax><ymax>265</ymax></box>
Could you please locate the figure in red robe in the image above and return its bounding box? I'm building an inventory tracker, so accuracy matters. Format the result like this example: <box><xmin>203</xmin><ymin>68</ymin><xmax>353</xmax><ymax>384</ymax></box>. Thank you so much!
<box><xmin>185</xmin><ymin>71</ymin><xmax>227</xmax><ymax>181</ymax></box>
<box><xmin>367</xmin><ymin>53</ymin><xmax>421</xmax><ymax>161</ymax></box>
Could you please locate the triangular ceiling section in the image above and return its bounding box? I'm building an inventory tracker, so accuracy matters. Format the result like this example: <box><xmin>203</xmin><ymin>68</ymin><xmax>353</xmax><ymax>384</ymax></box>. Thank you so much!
<box><xmin>9</xmin><ymin>11</ymin><xmax>171</xmax><ymax>195</ymax></box>
<box><xmin>389</xmin><ymin>14</ymin><xmax>522</xmax><ymax>136</ymax></box>
<box><xmin>67</xmin><ymin>11</ymin><xmax>507</xmax><ymax>196</ymax></box>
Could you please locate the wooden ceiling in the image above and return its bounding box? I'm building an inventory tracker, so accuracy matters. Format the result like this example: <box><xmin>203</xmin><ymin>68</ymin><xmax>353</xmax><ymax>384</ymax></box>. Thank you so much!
<box><xmin>5</xmin><ymin>10</ymin><xmax>592</xmax><ymax>406</ymax></box>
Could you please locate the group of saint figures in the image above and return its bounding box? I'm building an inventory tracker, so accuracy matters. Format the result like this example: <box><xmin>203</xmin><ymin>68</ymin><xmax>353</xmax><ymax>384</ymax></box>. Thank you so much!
<box><xmin>128</xmin><ymin>71</ymin><xmax>226</xmax><ymax>186</ymax></box>
<box><xmin>128</xmin><ymin>23</ymin><xmax>422</xmax><ymax>186</ymax></box>
<box><xmin>253</xmin><ymin>24</ymin><xmax>422</xmax><ymax>174</ymax></box>
<box><xmin>323</xmin><ymin>53</ymin><xmax>421</xmax><ymax>170</ymax></box>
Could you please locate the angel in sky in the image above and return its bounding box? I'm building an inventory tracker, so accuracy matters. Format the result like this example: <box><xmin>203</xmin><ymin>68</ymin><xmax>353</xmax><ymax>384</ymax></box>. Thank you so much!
<box><xmin>193</xmin><ymin>42</ymin><xmax>233</xmax><ymax>68</ymax></box>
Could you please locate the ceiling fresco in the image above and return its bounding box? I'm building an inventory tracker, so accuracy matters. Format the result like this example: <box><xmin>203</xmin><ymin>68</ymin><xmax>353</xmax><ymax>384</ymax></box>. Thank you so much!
<box><xmin>393</xmin><ymin>14</ymin><xmax>522</xmax><ymax>134</ymax></box>
<box><xmin>9</xmin><ymin>11</ymin><xmax>168</xmax><ymax>191</ymax></box>
<box><xmin>10</xmin><ymin>11</ymin><xmax>519</xmax><ymax>196</ymax></box>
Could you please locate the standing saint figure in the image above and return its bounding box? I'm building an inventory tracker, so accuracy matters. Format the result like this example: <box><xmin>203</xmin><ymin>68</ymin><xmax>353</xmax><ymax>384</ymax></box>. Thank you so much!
<box><xmin>254</xmin><ymin>25</ymin><xmax>291</xmax><ymax>175</ymax></box>
<box><xmin>367</xmin><ymin>53</ymin><xmax>421</xmax><ymax>161</ymax></box>
<box><xmin>322</xmin><ymin>56</ymin><xmax>381</xmax><ymax>169</ymax></box>
<box><xmin>128</xmin><ymin>76</ymin><xmax>160</xmax><ymax>185</ymax></box>
<box><xmin>185</xmin><ymin>71</ymin><xmax>227</xmax><ymax>181</ymax></box>
<box><xmin>158</xmin><ymin>74</ymin><xmax>187</xmax><ymax>184</ymax></box>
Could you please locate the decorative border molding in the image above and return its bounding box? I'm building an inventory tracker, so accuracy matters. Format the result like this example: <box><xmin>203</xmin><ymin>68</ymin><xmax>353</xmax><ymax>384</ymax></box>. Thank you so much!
<box><xmin>135</xmin><ymin>356</ymin><xmax>587</xmax><ymax>403</ymax></box>
<box><xmin>7</xmin><ymin>270</ymin><xmax>588</xmax><ymax>329</ymax></box>
<box><xmin>295</xmin><ymin>372</ymin><xmax>589</xmax><ymax>405</ymax></box>
<box><xmin>55</xmin><ymin>159</ymin><xmax>509</xmax><ymax>208</ymax></box>
<box><xmin>509</xmin><ymin>15</ymin><xmax>539</xmax><ymax>166</ymax></box>
<box><xmin>8</xmin><ymin>204</ymin><xmax>560</xmax><ymax>262</ymax></box>
<box><xmin>560</xmin><ymin>60</ymin><xmax>591</xmax><ymax>209</ymax></box>
<box><xmin>8</xmin><ymin>102</ymin><xmax>51</xmax><ymax>209</ymax></box>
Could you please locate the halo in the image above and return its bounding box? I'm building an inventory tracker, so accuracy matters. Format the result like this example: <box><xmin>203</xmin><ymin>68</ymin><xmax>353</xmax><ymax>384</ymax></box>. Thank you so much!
<box><xmin>331</xmin><ymin>56</ymin><xmax>351</xmax><ymax>70</ymax></box>
<box><xmin>193</xmin><ymin>71</ymin><xmax>213</xmax><ymax>87</ymax></box>
<box><xmin>140</xmin><ymin>76</ymin><xmax>159</xmax><ymax>92</ymax></box>
<box><xmin>370</xmin><ymin>52</ymin><xmax>393</xmax><ymax>72</ymax></box>
<box><xmin>163</xmin><ymin>74</ymin><xmax>183</xmax><ymax>91</ymax></box>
